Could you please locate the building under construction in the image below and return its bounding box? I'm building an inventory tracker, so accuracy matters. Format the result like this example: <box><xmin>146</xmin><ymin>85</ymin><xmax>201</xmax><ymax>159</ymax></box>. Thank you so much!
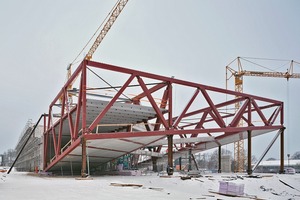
<box><xmin>14</xmin><ymin>120</ymin><xmax>44</xmax><ymax>172</ymax></box>
<box><xmin>12</xmin><ymin>60</ymin><xmax>286</xmax><ymax>176</ymax></box>
<box><xmin>11</xmin><ymin>1</ymin><xmax>287</xmax><ymax>177</ymax></box>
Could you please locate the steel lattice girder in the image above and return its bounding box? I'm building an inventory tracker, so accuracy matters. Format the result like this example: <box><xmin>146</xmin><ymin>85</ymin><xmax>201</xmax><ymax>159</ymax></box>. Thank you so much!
<box><xmin>43</xmin><ymin>60</ymin><xmax>284</xmax><ymax>172</ymax></box>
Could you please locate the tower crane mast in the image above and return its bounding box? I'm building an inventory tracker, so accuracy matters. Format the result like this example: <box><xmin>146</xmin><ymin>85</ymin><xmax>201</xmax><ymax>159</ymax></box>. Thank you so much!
<box><xmin>226</xmin><ymin>57</ymin><xmax>300</xmax><ymax>172</ymax></box>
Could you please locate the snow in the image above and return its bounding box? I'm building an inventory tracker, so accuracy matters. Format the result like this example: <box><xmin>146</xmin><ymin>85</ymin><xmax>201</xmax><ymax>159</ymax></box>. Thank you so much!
<box><xmin>259</xmin><ymin>159</ymin><xmax>300</xmax><ymax>167</ymax></box>
<box><xmin>1</xmin><ymin>170</ymin><xmax>300</xmax><ymax>200</ymax></box>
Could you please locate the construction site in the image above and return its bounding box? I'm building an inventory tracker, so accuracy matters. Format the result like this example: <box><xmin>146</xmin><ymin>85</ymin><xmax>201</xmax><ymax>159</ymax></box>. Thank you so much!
<box><xmin>1</xmin><ymin>1</ymin><xmax>300</xmax><ymax>199</ymax></box>
<box><xmin>12</xmin><ymin>55</ymin><xmax>300</xmax><ymax>175</ymax></box>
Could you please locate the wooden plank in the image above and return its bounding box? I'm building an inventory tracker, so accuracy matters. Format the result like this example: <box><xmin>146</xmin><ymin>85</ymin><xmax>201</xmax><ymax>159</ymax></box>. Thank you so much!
<box><xmin>110</xmin><ymin>183</ymin><xmax>143</xmax><ymax>187</ymax></box>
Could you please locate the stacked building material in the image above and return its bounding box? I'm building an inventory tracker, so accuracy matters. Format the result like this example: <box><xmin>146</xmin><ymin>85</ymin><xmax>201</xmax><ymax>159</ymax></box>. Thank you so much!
<box><xmin>219</xmin><ymin>181</ymin><xmax>244</xmax><ymax>196</ymax></box>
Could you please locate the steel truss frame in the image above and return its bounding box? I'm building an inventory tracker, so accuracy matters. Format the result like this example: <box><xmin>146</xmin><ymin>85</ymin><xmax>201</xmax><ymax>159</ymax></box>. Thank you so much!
<box><xmin>43</xmin><ymin>60</ymin><xmax>284</xmax><ymax>173</ymax></box>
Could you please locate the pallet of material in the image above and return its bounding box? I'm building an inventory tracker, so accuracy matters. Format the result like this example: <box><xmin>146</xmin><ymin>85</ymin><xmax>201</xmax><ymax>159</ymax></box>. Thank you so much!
<box><xmin>219</xmin><ymin>181</ymin><xmax>244</xmax><ymax>196</ymax></box>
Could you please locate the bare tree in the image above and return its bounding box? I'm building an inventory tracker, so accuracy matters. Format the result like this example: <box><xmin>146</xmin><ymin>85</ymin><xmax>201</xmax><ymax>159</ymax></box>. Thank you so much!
<box><xmin>291</xmin><ymin>151</ymin><xmax>300</xmax><ymax>160</ymax></box>
<box><xmin>206</xmin><ymin>148</ymin><xmax>233</xmax><ymax>171</ymax></box>
<box><xmin>2</xmin><ymin>149</ymin><xmax>16</xmax><ymax>166</ymax></box>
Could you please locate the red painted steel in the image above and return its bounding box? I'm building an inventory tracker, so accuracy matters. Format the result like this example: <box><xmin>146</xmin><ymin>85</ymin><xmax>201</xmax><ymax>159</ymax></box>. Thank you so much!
<box><xmin>89</xmin><ymin>74</ymin><xmax>135</xmax><ymax>131</ymax></box>
<box><xmin>43</xmin><ymin>60</ymin><xmax>284</xmax><ymax>172</ymax></box>
<box><xmin>173</xmin><ymin>89</ymin><xmax>200</xmax><ymax>127</ymax></box>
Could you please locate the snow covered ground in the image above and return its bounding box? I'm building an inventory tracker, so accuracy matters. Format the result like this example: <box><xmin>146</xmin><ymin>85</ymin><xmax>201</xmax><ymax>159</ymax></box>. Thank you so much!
<box><xmin>1</xmin><ymin>169</ymin><xmax>300</xmax><ymax>200</ymax></box>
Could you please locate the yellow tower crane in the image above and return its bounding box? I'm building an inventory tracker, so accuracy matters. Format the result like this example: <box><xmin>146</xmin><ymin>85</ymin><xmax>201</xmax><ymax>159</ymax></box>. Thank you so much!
<box><xmin>62</xmin><ymin>0</ymin><xmax>129</xmax><ymax>105</ymax></box>
<box><xmin>226</xmin><ymin>57</ymin><xmax>300</xmax><ymax>172</ymax></box>
<box><xmin>85</xmin><ymin>0</ymin><xmax>129</xmax><ymax>61</ymax></box>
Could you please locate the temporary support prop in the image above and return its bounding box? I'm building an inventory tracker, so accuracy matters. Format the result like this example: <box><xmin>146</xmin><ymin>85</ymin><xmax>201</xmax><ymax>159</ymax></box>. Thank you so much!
<box><xmin>8</xmin><ymin>114</ymin><xmax>45</xmax><ymax>174</ymax></box>
<box><xmin>218</xmin><ymin>146</ymin><xmax>222</xmax><ymax>173</ymax></box>
<box><xmin>252</xmin><ymin>128</ymin><xmax>285</xmax><ymax>173</ymax></box>
<box><xmin>191</xmin><ymin>154</ymin><xmax>199</xmax><ymax>171</ymax></box>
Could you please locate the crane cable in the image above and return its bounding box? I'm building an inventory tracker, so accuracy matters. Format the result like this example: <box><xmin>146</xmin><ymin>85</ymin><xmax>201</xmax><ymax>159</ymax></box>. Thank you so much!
<box><xmin>65</xmin><ymin>1</ymin><xmax>131</xmax><ymax>104</ymax></box>
<box><xmin>86</xmin><ymin>67</ymin><xmax>132</xmax><ymax>101</ymax></box>
<box><xmin>286</xmin><ymin>79</ymin><xmax>290</xmax><ymax>156</ymax></box>
<box><xmin>239</xmin><ymin>57</ymin><xmax>297</xmax><ymax>74</ymax></box>
<box><xmin>240</xmin><ymin>57</ymin><xmax>281</xmax><ymax>72</ymax></box>
<box><xmin>70</xmin><ymin>1</ymin><xmax>120</xmax><ymax>66</ymax></box>
<box><xmin>240</xmin><ymin>56</ymin><xmax>290</xmax><ymax>62</ymax></box>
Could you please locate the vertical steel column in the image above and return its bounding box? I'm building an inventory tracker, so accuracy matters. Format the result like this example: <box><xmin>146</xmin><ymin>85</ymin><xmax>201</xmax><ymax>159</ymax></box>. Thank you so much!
<box><xmin>82</xmin><ymin>61</ymin><xmax>87</xmax><ymax>130</ymax></box>
<box><xmin>43</xmin><ymin>114</ymin><xmax>47</xmax><ymax>132</ymax></box>
<box><xmin>280</xmin><ymin>129</ymin><xmax>285</xmax><ymax>174</ymax></box>
<box><xmin>43</xmin><ymin>133</ymin><xmax>48</xmax><ymax>170</ymax></box>
<box><xmin>179</xmin><ymin>157</ymin><xmax>182</xmax><ymax>171</ymax></box>
<box><xmin>81</xmin><ymin>137</ymin><xmax>87</xmax><ymax>177</ymax></box>
<box><xmin>43</xmin><ymin>114</ymin><xmax>48</xmax><ymax>170</ymax></box>
<box><xmin>167</xmin><ymin>135</ymin><xmax>173</xmax><ymax>175</ymax></box>
<box><xmin>218</xmin><ymin>146</ymin><xmax>222</xmax><ymax>173</ymax></box>
<box><xmin>247</xmin><ymin>130</ymin><xmax>252</xmax><ymax>175</ymax></box>
<box><xmin>188</xmin><ymin>149</ymin><xmax>192</xmax><ymax>171</ymax></box>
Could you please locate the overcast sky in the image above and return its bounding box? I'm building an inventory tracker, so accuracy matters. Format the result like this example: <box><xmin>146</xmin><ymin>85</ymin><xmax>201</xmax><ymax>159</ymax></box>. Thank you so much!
<box><xmin>0</xmin><ymin>0</ymin><xmax>299</xmax><ymax>160</ymax></box>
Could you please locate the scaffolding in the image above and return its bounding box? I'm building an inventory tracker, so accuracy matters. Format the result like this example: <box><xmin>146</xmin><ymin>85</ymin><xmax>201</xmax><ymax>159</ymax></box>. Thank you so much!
<box><xmin>14</xmin><ymin>120</ymin><xmax>44</xmax><ymax>172</ymax></box>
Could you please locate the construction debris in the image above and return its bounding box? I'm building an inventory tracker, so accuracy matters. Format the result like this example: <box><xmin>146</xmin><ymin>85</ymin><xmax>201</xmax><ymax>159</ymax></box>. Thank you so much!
<box><xmin>148</xmin><ymin>187</ymin><xmax>164</xmax><ymax>191</ymax></box>
<box><xmin>221</xmin><ymin>175</ymin><xmax>238</xmax><ymax>181</ymax></box>
<box><xmin>2</xmin><ymin>171</ymin><xmax>300</xmax><ymax>199</ymax></box>
<box><xmin>75</xmin><ymin>176</ymin><xmax>93</xmax><ymax>180</ymax></box>
<box><xmin>194</xmin><ymin>178</ymin><xmax>204</xmax><ymax>183</ymax></box>
<box><xmin>110</xmin><ymin>183</ymin><xmax>143</xmax><ymax>187</ymax></box>
<box><xmin>159</xmin><ymin>175</ymin><xmax>173</xmax><ymax>178</ymax></box>
<box><xmin>187</xmin><ymin>171</ymin><xmax>202</xmax><ymax>178</ymax></box>
<box><xmin>202</xmin><ymin>194</ymin><xmax>215</xmax><ymax>198</ymax></box>
<box><xmin>180</xmin><ymin>176</ymin><xmax>192</xmax><ymax>180</ymax></box>
<box><xmin>245</xmin><ymin>174</ymin><xmax>262</xmax><ymax>179</ymax></box>
<box><xmin>279</xmin><ymin>179</ymin><xmax>300</xmax><ymax>192</ymax></box>
<box><xmin>209</xmin><ymin>191</ymin><xmax>262</xmax><ymax>199</ymax></box>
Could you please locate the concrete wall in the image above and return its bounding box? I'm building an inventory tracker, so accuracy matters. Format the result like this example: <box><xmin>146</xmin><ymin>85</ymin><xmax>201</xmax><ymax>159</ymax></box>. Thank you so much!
<box><xmin>221</xmin><ymin>155</ymin><xmax>231</xmax><ymax>173</ymax></box>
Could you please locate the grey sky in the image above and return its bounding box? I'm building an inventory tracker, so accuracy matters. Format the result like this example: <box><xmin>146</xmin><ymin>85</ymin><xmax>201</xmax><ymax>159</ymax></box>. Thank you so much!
<box><xmin>0</xmin><ymin>1</ymin><xmax>299</xmax><ymax>159</ymax></box>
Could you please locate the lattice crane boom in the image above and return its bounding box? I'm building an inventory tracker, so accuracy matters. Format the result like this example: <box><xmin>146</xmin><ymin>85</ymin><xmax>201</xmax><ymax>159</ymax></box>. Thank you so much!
<box><xmin>227</xmin><ymin>59</ymin><xmax>300</xmax><ymax>80</ymax></box>
<box><xmin>235</xmin><ymin>70</ymin><xmax>300</xmax><ymax>79</ymax></box>
<box><xmin>62</xmin><ymin>0</ymin><xmax>129</xmax><ymax>105</ymax></box>
<box><xmin>85</xmin><ymin>0</ymin><xmax>129</xmax><ymax>60</ymax></box>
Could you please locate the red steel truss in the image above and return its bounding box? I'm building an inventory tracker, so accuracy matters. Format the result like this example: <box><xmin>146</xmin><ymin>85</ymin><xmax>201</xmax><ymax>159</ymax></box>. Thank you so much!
<box><xmin>42</xmin><ymin>60</ymin><xmax>284</xmax><ymax>174</ymax></box>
